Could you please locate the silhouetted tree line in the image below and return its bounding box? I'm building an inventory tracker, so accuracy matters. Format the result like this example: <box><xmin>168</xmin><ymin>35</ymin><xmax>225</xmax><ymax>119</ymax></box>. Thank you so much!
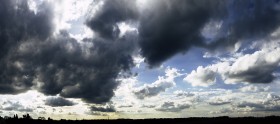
<box><xmin>1</xmin><ymin>114</ymin><xmax>280</xmax><ymax>124</ymax></box>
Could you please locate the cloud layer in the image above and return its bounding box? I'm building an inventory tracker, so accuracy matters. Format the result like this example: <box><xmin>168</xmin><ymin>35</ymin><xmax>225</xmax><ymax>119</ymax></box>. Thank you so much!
<box><xmin>1</xmin><ymin>0</ymin><xmax>280</xmax><ymax>108</ymax></box>
<box><xmin>45</xmin><ymin>97</ymin><xmax>76</xmax><ymax>107</ymax></box>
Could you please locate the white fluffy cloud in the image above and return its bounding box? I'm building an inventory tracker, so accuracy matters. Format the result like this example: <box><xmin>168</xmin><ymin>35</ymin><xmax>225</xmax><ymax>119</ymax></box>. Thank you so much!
<box><xmin>184</xmin><ymin>66</ymin><xmax>216</xmax><ymax>87</ymax></box>
<box><xmin>239</xmin><ymin>85</ymin><xmax>270</xmax><ymax>92</ymax></box>
<box><xmin>208</xmin><ymin>97</ymin><xmax>232</xmax><ymax>106</ymax></box>
<box><xmin>186</xmin><ymin>38</ymin><xmax>280</xmax><ymax>86</ymax></box>
<box><xmin>133</xmin><ymin>67</ymin><xmax>182</xmax><ymax>99</ymax></box>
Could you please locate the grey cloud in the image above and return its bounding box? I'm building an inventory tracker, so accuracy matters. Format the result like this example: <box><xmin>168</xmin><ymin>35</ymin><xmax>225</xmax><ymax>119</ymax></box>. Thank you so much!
<box><xmin>92</xmin><ymin>0</ymin><xmax>280</xmax><ymax>68</ymax></box>
<box><xmin>0</xmin><ymin>0</ymin><xmax>53</xmax><ymax>94</ymax></box>
<box><xmin>233</xmin><ymin>94</ymin><xmax>280</xmax><ymax>112</ymax></box>
<box><xmin>0</xmin><ymin>0</ymin><xmax>137</xmax><ymax>104</ymax></box>
<box><xmin>138</xmin><ymin>0</ymin><xmax>226</xmax><ymax>67</ymax></box>
<box><xmin>239</xmin><ymin>85</ymin><xmax>270</xmax><ymax>92</ymax></box>
<box><xmin>235</xmin><ymin>101</ymin><xmax>265</xmax><ymax>109</ymax></box>
<box><xmin>208</xmin><ymin>100</ymin><xmax>231</xmax><ymax>106</ymax></box>
<box><xmin>90</xmin><ymin>104</ymin><xmax>116</xmax><ymax>112</ymax></box>
<box><xmin>226</xmin><ymin>69</ymin><xmax>275</xmax><ymax>84</ymax></box>
<box><xmin>174</xmin><ymin>90</ymin><xmax>195</xmax><ymax>97</ymax></box>
<box><xmin>140</xmin><ymin>0</ymin><xmax>280</xmax><ymax>67</ymax></box>
<box><xmin>142</xmin><ymin>104</ymin><xmax>156</xmax><ymax>108</ymax></box>
<box><xmin>133</xmin><ymin>79</ymin><xmax>175</xmax><ymax>99</ymax></box>
<box><xmin>11</xmin><ymin>30</ymin><xmax>136</xmax><ymax>104</ymax></box>
<box><xmin>45</xmin><ymin>97</ymin><xmax>76</xmax><ymax>107</ymax></box>
<box><xmin>155</xmin><ymin>101</ymin><xmax>190</xmax><ymax>112</ymax></box>
<box><xmin>210</xmin><ymin>108</ymin><xmax>233</xmax><ymax>114</ymax></box>
<box><xmin>211</xmin><ymin>94</ymin><xmax>280</xmax><ymax>114</ymax></box>
<box><xmin>1</xmin><ymin>101</ymin><xmax>33</xmax><ymax>112</ymax></box>
<box><xmin>118</xmin><ymin>104</ymin><xmax>133</xmax><ymax>108</ymax></box>
<box><xmin>118</xmin><ymin>105</ymin><xmax>133</xmax><ymax>108</ymax></box>
<box><xmin>207</xmin><ymin>0</ymin><xmax>280</xmax><ymax>51</ymax></box>
<box><xmin>86</xmin><ymin>0</ymin><xmax>138</xmax><ymax>40</ymax></box>
<box><xmin>207</xmin><ymin>96</ymin><xmax>232</xmax><ymax>106</ymax></box>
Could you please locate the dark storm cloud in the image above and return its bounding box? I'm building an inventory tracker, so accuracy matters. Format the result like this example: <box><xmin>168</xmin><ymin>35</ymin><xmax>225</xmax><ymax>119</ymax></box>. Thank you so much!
<box><xmin>45</xmin><ymin>97</ymin><xmax>76</xmax><ymax>107</ymax></box>
<box><xmin>138</xmin><ymin>0</ymin><xmax>280</xmax><ymax>67</ymax></box>
<box><xmin>10</xmin><ymin>31</ymin><xmax>136</xmax><ymax>104</ymax></box>
<box><xmin>86</xmin><ymin>0</ymin><xmax>139</xmax><ymax>40</ymax></box>
<box><xmin>138</xmin><ymin>0</ymin><xmax>226</xmax><ymax>67</ymax></box>
<box><xmin>0</xmin><ymin>0</ymin><xmax>137</xmax><ymax>104</ymax></box>
<box><xmin>0</xmin><ymin>0</ymin><xmax>53</xmax><ymax>94</ymax></box>
<box><xmin>207</xmin><ymin>0</ymin><xmax>280</xmax><ymax>51</ymax></box>
<box><xmin>1</xmin><ymin>0</ymin><xmax>280</xmax><ymax>105</ymax></box>
<box><xmin>226</xmin><ymin>68</ymin><xmax>275</xmax><ymax>84</ymax></box>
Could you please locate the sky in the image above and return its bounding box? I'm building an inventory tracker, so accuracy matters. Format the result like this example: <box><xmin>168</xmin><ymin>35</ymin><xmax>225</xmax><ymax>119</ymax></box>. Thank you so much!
<box><xmin>1</xmin><ymin>0</ymin><xmax>280</xmax><ymax>120</ymax></box>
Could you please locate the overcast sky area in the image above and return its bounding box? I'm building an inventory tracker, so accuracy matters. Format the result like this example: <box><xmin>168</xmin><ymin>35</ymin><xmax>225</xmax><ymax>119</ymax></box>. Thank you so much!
<box><xmin>1</xmin><ymin>0</ymin><xmax>280</xmax><ymax>119</ymax></box>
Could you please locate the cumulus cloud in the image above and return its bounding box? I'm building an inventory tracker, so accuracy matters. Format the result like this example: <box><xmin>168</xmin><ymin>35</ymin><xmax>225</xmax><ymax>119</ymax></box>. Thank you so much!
<box><xmin>118</xmin><ymin>104</ymin><xmax>133</xmax><ymax>108</ymax></box>
<box><xmin>133</xmin><ymin>67</ymin><xmax>181</xmax><ymax>99</ymax></box>
<box><xmin>231</xmin><ymin>94</ymin><xmax>280</xmax><ymax>112</ymax></box>
<box><xmin>239</xmin><ymin>85</ymin><xmax>270</xmax><ymax>92</ymax></box>
<box><xmin>142</xmin><ymin>104</ymin><xmax>156</xmax><ymax>108</ymax></box>
<box><xmin>138</xmin><ymin>0</ymin><xmax>225</xmax><ymax>67</ymax></box>
<box><xmin>155</xmin><ymin>101</ymin><xmax>190</xmax><ymax>112</ymax></box>
<box><xmin>90</xmin><ymin>104</ymin><xmax>116</xmax><ymax>112</ymax></box>
<box><xmin>174</xmin><ymin>90</ymin><xmax>195</xmax><ymax>97</ymax></box>
<box><xmin>0</xmin><ymin>0</ymin><xmax>53</xmax><ymax>94</ymax></box>
<box><xmin>137</xmin><ymin>0</ymin><xmax>280</xmax><ymax>67</ymax></box>
<box><xmin>86</xmin><ymin>0</ymin><xmax>138</xmax><ymax>40</ymax></box>
<box><xmin>209</xmin><ymin>108</ymin><xmax>234</xmax><ymax>114</ymax></box>
<box><xmin>0</xmin><ymin>0</ymin><xmax>138</xmax><ymax>104</ymax></box>
<box><xmin>2</xmin><ymin>0</ymin><xmax>280</xmax><ymax>108</ymax></box>
<box><xmin>221</xmin><ymin>48</ymin><xmax>280</xmax><ymax>84</ymax></box>
<box><xmin>45</xmin><ymin>97</ymin><xmax>75</xmax><ymax>107</ymax></box>
<box><xmin>83</xmin><ymin>0</ymin><xmax>280</xmax><ymax>68</ymax></box>
<box><xmin>184</xmin><ymin>66</ymin><xmax>216</xmax><ymax>87</ymax></box>
<box><xmin>1</xmin><ymin>100</ymin><xmax>33</xmax><ymax>112</ymax></box>
<box><xmin>187</xmin><ymin>39</ymin><xmax>280</xmax><ymax>85</ymax></box>
<box><xmin>208</xmin><ymin>97</ymin><xmax>232</xmax><ymax>106</ymax></box>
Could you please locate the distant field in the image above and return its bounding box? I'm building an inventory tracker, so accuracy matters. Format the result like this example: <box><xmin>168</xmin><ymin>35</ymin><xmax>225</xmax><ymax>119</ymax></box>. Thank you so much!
<box><xmin>1</xmin><ymin>116</ymin><xmax>280</xmax><ymax>124</ymax></box>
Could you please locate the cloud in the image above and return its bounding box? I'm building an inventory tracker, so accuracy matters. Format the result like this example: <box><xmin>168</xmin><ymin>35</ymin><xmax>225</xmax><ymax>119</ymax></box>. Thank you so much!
<box><xmin>1</xmin><ymin>100</ymin><xmax>33</xmax><ymax>112</ymax></box>
<box><xmin>0</xmin><ymin>0</ymin><xmax>53</xmax><ymax>94</ymax></box>
<box><xmin>208</xmin><ymin>97</ymin><xmax>231</xmax><ymax>106</ymax></box>
<box><xmin>232</xmin><ymin>94</ymin><xmax>280</xmax><ymax>112</ymax></box>
<box><xmin>174</xmin><ymin>90</ymin><xmax>195</xmax><ymax>97</ymax></box>
<box><xmin>86</xmin><ymin>0</ymin><xmax>139</xmax><ymax>40</ymax></box>
<box><xmin>207</xmin><ymin>0</ymin><xmax>280</xmax><ymax>51</ymax></box>
<box><xmin>90</xmin><ymin>104</ymin><xmax>116</xmax><ymax>112</ymax></box>
<box><xmin>138</xmin><ymin>0</ymin><xmax>225</xmax><ymax>67</ymax></box>
<box><xmin>1</xmin><ymin>30</ymin><xmax>136</xmax><ymax>104</ymax></box>
<box><xmin>209</xmin><ymin>108</ymin><xmax>233</xmax><ymax>114</ymax></box>
<box><xmin>187</xmin><ymin>40</ymin><xmax>280</xmax><ymax>84</ymax></box>
<box><xmin>184</xmin><ymin>66</ymin><xmax>216</xmax><ymax>87</ymax></box>
<box><xmin>142</xmin><ymin>104</ymin><xmax>156</xmax><ymax>108</ymax></box>
<box><xmin>239</xmin><ymin>85</ymin><xmax>270</xmax><ymax>92</ymax></box>
<box><xmin>137</xmin><ymin>0</ymin><xmax>280</xmax><ymax>67</ymax></box>
<box><xmin>118</xmin><ymin>104</ymin><xmax>133</xmax><ymax>108</ymax></box>
<box><xmin>221</xmin><ymin>48</ymin><xmax>280</xmax><ymax>84</ymax></box>
<box><xmin>133</xmin><ymin>67</ymin><xmax>181</xmax><ymax>99</ymax></box>
<box><xmin>155</xmin><ymin>101</ymin><xmax>190</xmax><ymax>112</ymax></box>
<box><xmin>45</xmin><ymin>97</ymin><xmax>75</xmax><ymax>107</ymax></box>
<box><xmin>0</xmin><ymin>0</ymin><xmax>138</xmax><ymax>104</ymax></box>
